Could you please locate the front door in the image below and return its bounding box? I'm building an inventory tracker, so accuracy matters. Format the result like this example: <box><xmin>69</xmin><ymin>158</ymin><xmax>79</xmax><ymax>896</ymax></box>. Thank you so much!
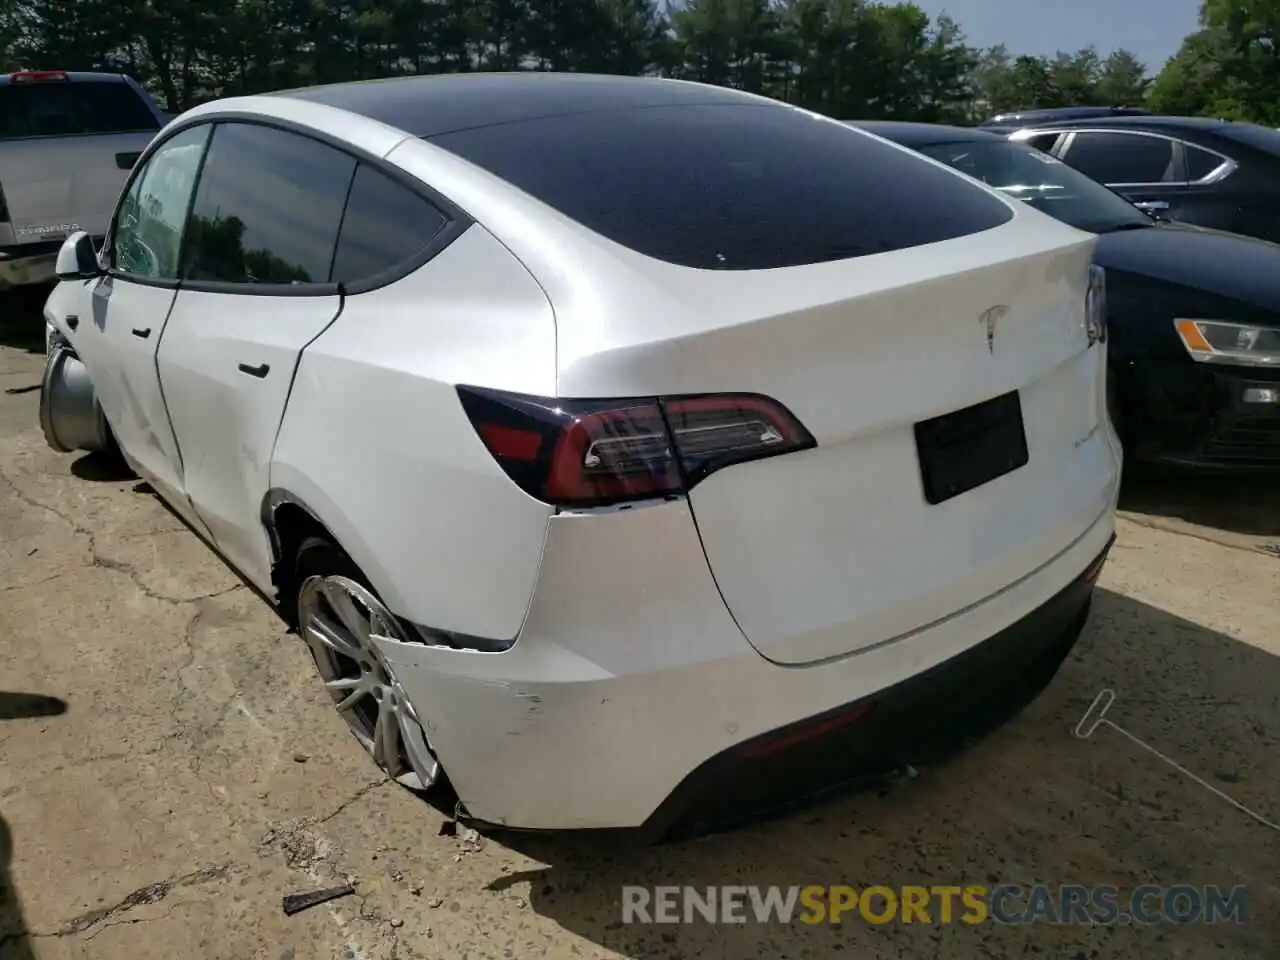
<box><xmin>154</xmin><ymin>121</ymin><xmax>355</xmax><ymax>589</ymax></box>
<box><xmin>69</xmin><ymin>123</ymin><xmax>212</xmax><ymax>515</ymax></box>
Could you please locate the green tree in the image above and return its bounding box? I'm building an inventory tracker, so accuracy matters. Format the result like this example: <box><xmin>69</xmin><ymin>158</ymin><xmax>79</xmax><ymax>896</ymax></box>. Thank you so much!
<box><xmin>671</xmin><ymin>0</ymin><xmax>789</xmax><ymax>94</ymax></box>
<box><xmin>9</xmin><ymin>0</ymin><xmax>125</xmax><ymax>72</ymax></box>
<box><xmin>1049</xmin><ymin>47</ymin><xmax>1102</xmax><ymax>106</ymax></box>
<box><xmin>1094</xmin><ymin>49</ymin><xmax>1149</xmax><ymax>105</ymax></box>
<box><xmin>775</xmin><ymin>0</ymin><xmax>874</xmax><ymax>116</ymax></box>
<box><xmin>1150</xmin><ymin>0</ymin><xmax>1280</xmax><ymax>124</ymax></box>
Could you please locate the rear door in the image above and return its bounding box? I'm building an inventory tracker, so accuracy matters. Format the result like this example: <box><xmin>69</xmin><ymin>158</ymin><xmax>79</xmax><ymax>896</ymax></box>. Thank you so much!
<box><xmin>1188</xmin><ymin>127</ymin><xmax>1280</xmax><ymax>243</ymax></box>
<box><xmin>1167</xmin><ymin>140</ymin><xmax>1259</xmax><ymax>235</ymax></box>
<box><xmin>0</xmin><ymin>76</ymin><xmax>162</xmax><ymax>246</ymax></box>
<box><xmin>155</xmin><ymin>122</ymin><xmax>353</xmax><ymax>589</ymax></box>
<box><xmin>1056</xmin><ymin>129</ymin><xmax>1190</xmax><ymax>219</ymax></box>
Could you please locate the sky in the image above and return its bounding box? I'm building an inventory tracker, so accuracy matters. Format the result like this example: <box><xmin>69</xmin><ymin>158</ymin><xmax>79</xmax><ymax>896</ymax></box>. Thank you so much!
<box><xmin>914</xmin><ymin>0</ymin><xmax>1203</xmax><ymax>74</ymax></box>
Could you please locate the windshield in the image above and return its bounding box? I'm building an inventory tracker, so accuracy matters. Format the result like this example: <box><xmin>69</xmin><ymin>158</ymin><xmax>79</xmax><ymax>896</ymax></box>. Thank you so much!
<box><xmin>917</xmin><ymin>139</ymin><xmax>1153</xmax><ymax>234</ymax></box>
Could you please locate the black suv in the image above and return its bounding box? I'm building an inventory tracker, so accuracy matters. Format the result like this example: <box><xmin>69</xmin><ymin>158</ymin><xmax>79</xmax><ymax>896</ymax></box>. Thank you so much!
<box><xmin>1007</xmin><ymin>115</ymin><xmax>1280</xmax><ymax>244</ymax></box>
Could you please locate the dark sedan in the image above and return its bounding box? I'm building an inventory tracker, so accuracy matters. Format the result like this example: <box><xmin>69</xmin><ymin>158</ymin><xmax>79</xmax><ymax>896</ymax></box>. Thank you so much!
<box><xmin>854</xmin><ymin>121</ymin><xmax>1280</xmax><ymax>471</ymax></box>
<box><xmin>1004</xmin><ymin>115</ymin><xmax>1280</xmax><ymax>244</ymax></box>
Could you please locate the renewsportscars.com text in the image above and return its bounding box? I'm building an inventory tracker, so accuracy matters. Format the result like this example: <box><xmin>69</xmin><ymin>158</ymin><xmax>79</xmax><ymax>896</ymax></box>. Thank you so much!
<box><xmin>621</xmin><ymin>884</ymin><xmax>1248</xmax><ymax>926</ymax></box>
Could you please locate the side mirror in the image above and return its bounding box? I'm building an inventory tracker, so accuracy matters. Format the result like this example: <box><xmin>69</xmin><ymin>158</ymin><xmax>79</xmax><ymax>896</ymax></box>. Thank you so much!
<box><xmin>54</xmin><ymin>231</ymin><xmax>102</xmax><ymax>281</ymax></box>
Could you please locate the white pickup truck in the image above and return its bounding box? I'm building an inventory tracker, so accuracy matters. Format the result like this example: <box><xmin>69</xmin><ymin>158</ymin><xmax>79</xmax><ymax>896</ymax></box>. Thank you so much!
<box><xmin>0</xmin><ymin>70</ymin><xmax>169</xmax><ymax>290</ymax></box>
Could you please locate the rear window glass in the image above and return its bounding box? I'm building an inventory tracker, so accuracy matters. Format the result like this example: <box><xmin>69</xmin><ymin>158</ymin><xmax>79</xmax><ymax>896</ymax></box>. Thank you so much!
<box><xmin>1185</xmin><ymin>145</ymin><xmax>1226</xmax><ymax>180</ymax></box>
<box><xmin>0</xmin><ymin>81</ymin><xmax>159</xmax><ymax>140</ymax></box>
<box><xmin>430</xmin><ymin>104</ymin><xmax>1013</xmax><ymax>270</ymax></box>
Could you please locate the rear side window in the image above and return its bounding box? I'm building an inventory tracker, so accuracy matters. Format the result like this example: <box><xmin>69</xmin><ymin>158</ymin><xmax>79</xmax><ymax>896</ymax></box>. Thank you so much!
<box><xmin>331</xmin><ymin>164</ymin><xmax>450</xmax><ymax>285</ymax></box>
<box><xmin>1061</xmin><ymin>132</ymin><xmax>1176</xmax><ymax>184</ymax></box>
<box><xmin>1023</xmin><ymin>133</ymin><xmax>1062</xmax><ymax>153</ymax></box>
<box><xmin>1184</xmin><ymin>145</ymin><xmax>1227</xmax><ymax>181</ymax></box>
<box><xmin>182</xmin><ymin>122</ymin><xmax>356</xmax><ymax>285</ymax></box>
<box><xmin>430</xmin><ymin>104</ymin><xmax>1012</xmax><ymax>270</ymax></box>
<box><xmin>0</xmin><ymin>81</ymin><xmax>159</xmax><ymax>140</ymax></box>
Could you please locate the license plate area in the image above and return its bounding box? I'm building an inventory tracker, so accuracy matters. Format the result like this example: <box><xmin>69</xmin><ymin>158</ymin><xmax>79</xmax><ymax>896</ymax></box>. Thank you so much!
<box><xmin>915</xmin><ymin>391</ymin><xmax>1029</xmax><ymax>505</ymax></box>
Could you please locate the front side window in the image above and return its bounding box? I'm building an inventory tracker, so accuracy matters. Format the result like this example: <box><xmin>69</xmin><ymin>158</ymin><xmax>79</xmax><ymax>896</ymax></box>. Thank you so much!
<box><xmin>181</xmin><ymin>123</ymin><xmax>356</xmax><ymax>285</ymax></box>
<box><xmin>1062</xmin><ymin>132</ymin><xmax>1176</xmax><ymax>185</ymax></box>
<box><xmin>431</xmin><ymin>104</ymin><xmax>1013</xmax><ymax>270</ymax></box>
<box><xmin>918</xmin><ymin>140</ymin><xmax>1152</xmax><ymax>234</ymax></box>
<box><xmin>113</xmin><ymin>124</ymin><xmax>211</xmax><ymax>280</ymax></box>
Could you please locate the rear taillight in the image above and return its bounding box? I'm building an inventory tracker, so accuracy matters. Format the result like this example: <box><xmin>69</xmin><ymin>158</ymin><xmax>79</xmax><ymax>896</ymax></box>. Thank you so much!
<box><xmin>457</xmin><ymin>386</ymin><xmax>817</xmax><ymax>508</ymax></box>
<box><xmin>1085</xmin><ymin>264</ymin><xmax>1107</xmax><ymax>347</ymax></box>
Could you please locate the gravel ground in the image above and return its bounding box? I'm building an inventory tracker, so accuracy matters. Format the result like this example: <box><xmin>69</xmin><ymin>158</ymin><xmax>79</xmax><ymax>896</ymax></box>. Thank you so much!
<box><xmin>1</xmin><ymin>289</ymin><xmax>1277</xmax><ymax>960</ymax></box>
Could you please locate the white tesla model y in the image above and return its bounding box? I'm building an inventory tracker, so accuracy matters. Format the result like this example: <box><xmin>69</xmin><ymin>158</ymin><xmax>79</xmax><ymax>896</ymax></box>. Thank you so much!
<box><xmin>39</xmin><ymin>74</ymin><xmax>1121</xmax><ymax>839</ymax></box>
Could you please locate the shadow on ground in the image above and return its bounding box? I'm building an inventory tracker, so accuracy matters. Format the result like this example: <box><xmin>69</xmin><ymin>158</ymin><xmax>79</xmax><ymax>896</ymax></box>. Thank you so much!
<box><xmin>70</xmin><ymin>451</ymin><xmax>136</xmax><ymax>483</ymax></box>
<box><xmin>1120</xmin><ymin>468</ymin><xmax>1280</xmax><ymax>539</ymax></box>
<box><xmin>480</xmin><ymin>589</ymin><xmax>1278</xmax><ymax>958</ymax></box>
<box><xmin>0</xmin><ymin>816</ymin><xmax>34</xmax><ymax>960</ymax></box>
<box><xmin>0</xmin><ymin>692</ymin><xmax>66</xmax><ymax>960</ymax></box>
<box><xmin>0</xmin><ymin>287</ymin><xmax>54</xmax><ymax>356</ymax></box>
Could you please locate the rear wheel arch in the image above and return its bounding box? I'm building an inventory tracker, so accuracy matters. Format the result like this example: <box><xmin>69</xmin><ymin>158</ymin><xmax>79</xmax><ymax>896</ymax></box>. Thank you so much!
<box><xmin>269</xmin><ymin>497</ymin><xmax>447</xmax><ymax>794</ymax></box>
<box><xmin>261</xmin><ymin>491</ymin><xmax>344</xmax><ymax>621</ymax></box>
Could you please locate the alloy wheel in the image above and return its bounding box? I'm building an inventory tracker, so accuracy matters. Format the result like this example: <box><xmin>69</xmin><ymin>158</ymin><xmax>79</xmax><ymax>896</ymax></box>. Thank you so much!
<box><xmin>296</xmin><ymin>574</ymin><xmax>439</xmax><ymax>790</ymax></box>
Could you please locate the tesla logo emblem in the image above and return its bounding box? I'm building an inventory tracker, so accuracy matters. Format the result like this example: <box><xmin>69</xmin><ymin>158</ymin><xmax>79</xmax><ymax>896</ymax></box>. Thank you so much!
<box><xmin>979</xmin><ymin>305</ymin><xmax>1009</xmax><ymax>353</ymax></box>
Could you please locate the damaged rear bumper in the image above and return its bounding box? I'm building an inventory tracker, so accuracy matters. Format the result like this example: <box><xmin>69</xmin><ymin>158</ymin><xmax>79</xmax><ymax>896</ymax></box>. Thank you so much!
<box><xmin>371</xmin><ymin>497</ymin><xmax>1116</xmax><ymax>837</ymax></box>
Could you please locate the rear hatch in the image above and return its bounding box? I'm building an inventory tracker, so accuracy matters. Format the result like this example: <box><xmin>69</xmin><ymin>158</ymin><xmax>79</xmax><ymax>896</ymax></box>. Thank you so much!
<box><xmin>430</xmin><ymin>97</ymin><xmax>1115</xmax><ymax>666</ymax></box>
<box><xmin>665</xmin><ymin>236</ymin><xmax>1108</xmax><ymax>664</ymax></box>
<box><xmin>0</xmin><ymin>74</ymin><xmax>161</xmax><ymax>246</ymax></box>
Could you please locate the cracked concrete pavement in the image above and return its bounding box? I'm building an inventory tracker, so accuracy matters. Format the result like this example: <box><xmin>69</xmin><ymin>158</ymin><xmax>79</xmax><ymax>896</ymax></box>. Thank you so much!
<box><xmin>2</xmin><ymin>291</ymin><xmax>1279</xmax><ymax>959</ymax></box>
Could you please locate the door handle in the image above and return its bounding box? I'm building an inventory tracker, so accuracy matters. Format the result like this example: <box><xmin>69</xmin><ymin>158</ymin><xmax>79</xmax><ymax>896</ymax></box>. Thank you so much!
<box><xmin>237</xmin><ymin>362</ymin><xmax>270</xmax><ymax>378</ymax></box>
<box><xmin>131</xmin><ymin>327</ymin><xmax>151</xmax><ymax>338</ymax></box>
<box><xmin>1134</xmin><ymin>200</ymin><xmax>1169</xmax><ymax>212</ymax></box>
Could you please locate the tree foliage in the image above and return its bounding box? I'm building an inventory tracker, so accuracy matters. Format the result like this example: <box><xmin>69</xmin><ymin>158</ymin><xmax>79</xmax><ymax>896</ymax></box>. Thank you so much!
<box><xmin>1149</xmin><ymin>0</ymin><xmax>1280</xmax><ymax>125</ymax></box>
<box><xmin>2</xmin><ymin>0</ymin><xmax>1261</xmax><ymax>126</ymax></box>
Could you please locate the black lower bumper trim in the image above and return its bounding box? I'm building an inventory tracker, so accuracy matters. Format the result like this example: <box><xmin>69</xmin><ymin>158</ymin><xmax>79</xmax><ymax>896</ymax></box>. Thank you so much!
<box><xmin>640</xmin><ymin>536</ymin><xmax>1114</xmax><ymax>843</ymax></box>
<box><xmin>1128</xmin><ymin>361</ymin><xmax>1280</xmax><ymax>471</ymax></box>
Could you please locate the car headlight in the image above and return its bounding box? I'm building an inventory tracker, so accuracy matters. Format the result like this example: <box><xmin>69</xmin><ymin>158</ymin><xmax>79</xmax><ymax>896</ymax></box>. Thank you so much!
<box><xmin>1085</xmin><ymin>264</ymin><xmax>1106</xmax><ymax>347</ymax></box>
<box><xmin>1174</xmin><ymin>319</ymin><xmax>1280</xmax><ymax>367</ymax></box>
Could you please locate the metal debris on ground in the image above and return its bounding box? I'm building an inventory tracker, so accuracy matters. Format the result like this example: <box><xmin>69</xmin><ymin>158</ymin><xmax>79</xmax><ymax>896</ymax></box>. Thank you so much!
<box><xmin>281</xmin><ymin>883</ymin><xmax>356</xmax><ymax>916</ymax></box>
<box><xmin>458</xmin><ymin>825</ymin><xmax>485</xmax><ymax>853</ymax></box>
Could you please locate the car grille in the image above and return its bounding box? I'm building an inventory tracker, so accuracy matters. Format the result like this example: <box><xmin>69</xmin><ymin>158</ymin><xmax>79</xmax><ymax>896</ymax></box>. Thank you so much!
<box><xmin>1203</xmin><ymin>415</ymin><xmax>1280</xmax><ymax>464</ymax></box>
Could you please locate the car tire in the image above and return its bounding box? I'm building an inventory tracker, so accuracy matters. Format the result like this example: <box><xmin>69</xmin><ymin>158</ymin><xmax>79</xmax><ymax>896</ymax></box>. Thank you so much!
<box><xmin>291</xmin><ymin>535</ymin><xmax>443</xmax><ymax>792</ymax></box>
